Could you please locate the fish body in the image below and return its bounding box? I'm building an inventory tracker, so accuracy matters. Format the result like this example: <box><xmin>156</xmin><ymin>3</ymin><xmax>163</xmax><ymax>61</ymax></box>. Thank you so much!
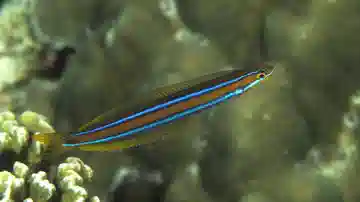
<box><xmin>34</xmin><ymin>65</ymin><xmax>275</xmax><ymax>153</ymax></box>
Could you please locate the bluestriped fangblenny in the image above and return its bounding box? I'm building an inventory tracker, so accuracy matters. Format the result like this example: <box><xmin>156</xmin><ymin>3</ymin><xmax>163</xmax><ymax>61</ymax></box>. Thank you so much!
<box><xmin>33</xmin><ymin>65</ymin><xmax>275</xmax><ymax>153</ymax></box>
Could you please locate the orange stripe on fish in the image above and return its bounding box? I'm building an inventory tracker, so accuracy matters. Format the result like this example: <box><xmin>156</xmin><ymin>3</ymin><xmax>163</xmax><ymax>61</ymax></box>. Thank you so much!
<box><xmin>70</xmin><ymin>73</ymin><xmax>259</xmax><ymax>144</ymax></box>
<box><xmin>64</xmin><ymin>72</ymin><xmax>259</xmax><ymax>147</ymax></box>
<box><xmin>33</xmin><ymin>64</ymin><xmax>275</xmax><ymax>152</ymax></box>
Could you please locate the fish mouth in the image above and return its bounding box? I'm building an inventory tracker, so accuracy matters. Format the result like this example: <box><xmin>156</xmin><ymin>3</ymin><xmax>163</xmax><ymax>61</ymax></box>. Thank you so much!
<box><xmin>262</xmin><ymin>61</ymin><xmax>277</xmax><ymax>79</ymax></box>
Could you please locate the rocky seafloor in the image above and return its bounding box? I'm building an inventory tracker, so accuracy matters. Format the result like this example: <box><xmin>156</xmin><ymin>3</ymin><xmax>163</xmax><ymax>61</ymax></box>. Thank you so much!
<box><xmin>1</xmin><ymin>0</ymin><xmax>360</xmax><ymax>202</ymax></box>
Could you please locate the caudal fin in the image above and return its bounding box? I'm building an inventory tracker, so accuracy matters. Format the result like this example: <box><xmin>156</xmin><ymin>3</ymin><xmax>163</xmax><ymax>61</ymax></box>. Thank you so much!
<box><xmin>32</xmin><ymin>132</ymin><xmax>70</xmax><ymax>160</ymax></box>
<box><xmin>33</xmin><ymin>132</ymin><xmax>53</xmax><ymax>145</ymax></box>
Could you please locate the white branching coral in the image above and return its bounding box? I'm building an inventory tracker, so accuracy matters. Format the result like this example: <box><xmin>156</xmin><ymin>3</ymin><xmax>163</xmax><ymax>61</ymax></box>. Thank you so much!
<box><xmin>19</xmin><ymin>110</ymin><xmax>54</xmax><ymax>133</ymax></box>
<box><xmin>0</xmin><ymin>111</ymin><xmax>29</xmax><ymax>153</ymax></box>
<box><xmin>0</xmin><ymin>110</ymin><xmax>52</xmax><ymax>156</ymax></box>
<box><xmin>57</xmin><ymin>157</ymin><xmax>95</xmax><ymax>202</ymax></box>
<box><xmin>0</xmin><ymin>0</ymin><xmax>40</xmax><ymax>92</ymax></box>
<box><xmin>0</xmin><ymin>170</ymin><xmax>25</xmax><ymax>201</ymax></box>
<box><xmin>13</xmin><ymin>161</ymin><xmax>29</xmax><ymax>179</ymax></box>
<box><xmin>0</xmin><ymin>110</ymin><xmax>100</xmax><ymax>202</ymax></box>
<box><xmin>19</xmin><ymin>110</ymin><xmax>55</xmax><ymax>164</ymax></box>
<box><xmin>29</xmin><ymin>171</ymin><xmax>56</xmax><ymax>202</ymax></box>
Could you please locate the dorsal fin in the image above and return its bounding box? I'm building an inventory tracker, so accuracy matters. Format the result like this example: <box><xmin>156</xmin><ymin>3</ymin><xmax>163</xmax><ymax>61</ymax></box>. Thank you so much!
<box><xmin>77</xmin><ymin>107</ymin><xmax>119</xmax><ymax>132</ymax></box>
<box><xmin>76</xmin><ymin>67</ymin><xmax>239</xmax><ymax>133</ymax></box>
<box><xmin>152</xmin><ymin>67</ymin><xmax>236</xmax><ymax>98</ymax></box>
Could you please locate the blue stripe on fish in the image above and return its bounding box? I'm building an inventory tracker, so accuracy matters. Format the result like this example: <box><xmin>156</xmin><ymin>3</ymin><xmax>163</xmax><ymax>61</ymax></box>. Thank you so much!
<box><xmin>72</xmin><ymin>70</ymin><xmax>260</xmax><ymax>136</ymax></box>
<box><xmin>63</xmin><ymin>82</ymin><xmax>257</xmax><ymax>147</ymax></box>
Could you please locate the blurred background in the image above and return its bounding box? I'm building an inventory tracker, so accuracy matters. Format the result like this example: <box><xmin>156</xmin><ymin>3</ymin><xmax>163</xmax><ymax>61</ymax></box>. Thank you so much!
<box><xmin>0</xmin><ymin>0</ymin><xmax>360</xmax><ymax>201</ymax></box>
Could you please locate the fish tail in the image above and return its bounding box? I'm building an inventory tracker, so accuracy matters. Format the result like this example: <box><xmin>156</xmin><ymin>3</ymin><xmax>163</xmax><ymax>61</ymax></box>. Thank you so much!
<box><xmin>33</xmin><ymin>132</ymin><xmax>66</xmax><ymax>146</ymax></box>
<box><xmin>32</xmin><ymin>133</ymin><xmax>53</xmax><ymax>145</ymax></box>
<box><xmin>32</xmin><ymin>132</ymin><xmax>71</xmax><ymax>160</ymax></box>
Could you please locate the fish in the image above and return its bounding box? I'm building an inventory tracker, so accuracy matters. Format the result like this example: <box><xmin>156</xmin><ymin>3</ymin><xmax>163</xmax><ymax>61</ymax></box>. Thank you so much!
<box><xmin>33</xmin><ymin>64</ymin><xmax>275</xmax><ymax>155</ymax></box>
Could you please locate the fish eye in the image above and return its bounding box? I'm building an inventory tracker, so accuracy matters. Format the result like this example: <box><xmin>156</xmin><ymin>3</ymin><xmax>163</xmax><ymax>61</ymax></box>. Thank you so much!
<box><xmin>256</xmin><ymin>71</ymin><xmax>266</xmax><ymax>79</ymax></box>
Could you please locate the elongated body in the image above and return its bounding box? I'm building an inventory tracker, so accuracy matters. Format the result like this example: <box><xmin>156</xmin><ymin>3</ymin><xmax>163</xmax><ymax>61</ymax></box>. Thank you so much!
<box><xmin>34</xmin><ymin>66</ymin><xmax>275</xmax><ymax>152</ymax></box>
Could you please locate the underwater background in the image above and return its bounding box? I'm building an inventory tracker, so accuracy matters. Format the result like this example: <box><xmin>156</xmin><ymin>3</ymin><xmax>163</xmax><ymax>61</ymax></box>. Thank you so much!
<box><xmin>0</xmin><ymin>0</ymin><xmax>360</xmax><ymax>201</ymax></box>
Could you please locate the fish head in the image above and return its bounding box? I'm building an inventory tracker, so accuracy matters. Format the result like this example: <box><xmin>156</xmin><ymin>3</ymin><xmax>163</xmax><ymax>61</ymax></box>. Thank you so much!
<box><xmin>259</xmin><ymin>62</ymin><xmax>276</xmax><ymax>80</ymax></box>
<box><xmin>256</xmin><ymin>66</ymin><xmax>275</xmax><ymax>82</ymax></box>
<box><xmin>234</xmin><ymin>64</ymin><xmax>276</xmax><ymax>95</ymax></box>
